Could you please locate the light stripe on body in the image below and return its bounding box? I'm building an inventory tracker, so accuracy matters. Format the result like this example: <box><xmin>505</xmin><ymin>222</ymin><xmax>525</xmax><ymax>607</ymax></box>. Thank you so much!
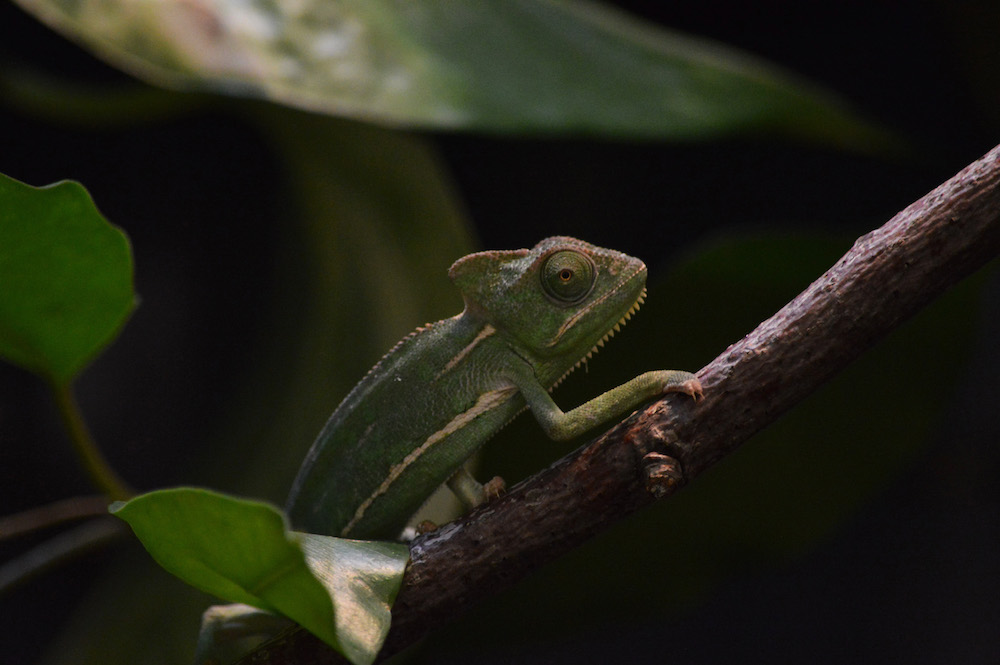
<box><xmin>435</xmin><ymin>324</ymin><xmax>496</xmax><ymax>379</ymax></box>
<box><xmin>341</xmin><ymin>385</ymin><xmax>517</xmax><ymax>535</ymax></box>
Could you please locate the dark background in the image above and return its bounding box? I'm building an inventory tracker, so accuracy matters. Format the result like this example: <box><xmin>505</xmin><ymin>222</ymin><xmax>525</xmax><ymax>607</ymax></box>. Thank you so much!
<box><xmin>1</xmin><ymin>1</ymin><xmax>998</xmax><ymax>663</ymax></box>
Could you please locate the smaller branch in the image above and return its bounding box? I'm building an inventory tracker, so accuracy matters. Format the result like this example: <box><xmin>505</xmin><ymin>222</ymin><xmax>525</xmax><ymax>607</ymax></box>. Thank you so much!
<box><xmin>49</xmin><ymin>381</ymin><xmax>134</xmax><ymax>501</ymax></box>
<box><xmin>0</xmin><ymin>495</ymin><xmax>110</xmax><ymax>541</ymax></box>
<box><xmin>0</xmin><ymin>517</ymin><xmax>126</xmax><ymax>595</ymax></box>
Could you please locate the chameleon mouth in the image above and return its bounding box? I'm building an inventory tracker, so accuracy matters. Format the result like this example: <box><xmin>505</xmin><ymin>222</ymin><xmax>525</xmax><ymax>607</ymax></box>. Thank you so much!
<box><xmin>549</xmin><ymin>287</ymin><xmax>646</xmax><ymax>391</ymax></box>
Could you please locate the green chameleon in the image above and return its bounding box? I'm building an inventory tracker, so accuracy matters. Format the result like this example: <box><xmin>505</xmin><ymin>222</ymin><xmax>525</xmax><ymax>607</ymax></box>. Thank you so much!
<box><xmin>197</xmin><ymin>237</ymin><xmax>702</xmax><ymax>662</ymax></box>
<box><xmin>286</xmin><ymin>236</ymin><xmax>703</xmax><ymax>540</ymax></box>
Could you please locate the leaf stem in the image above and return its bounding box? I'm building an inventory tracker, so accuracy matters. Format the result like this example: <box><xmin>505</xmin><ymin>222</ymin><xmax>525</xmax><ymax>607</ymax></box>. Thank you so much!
<box><xmin>49</xmin><ymin>380</ymin><xmax>134</xmax><ymax>501</ymax></box>
<box><xmin>0</xmin><ymin>66</ymin><xmax>204</xmax><ymax>127</ymax></box>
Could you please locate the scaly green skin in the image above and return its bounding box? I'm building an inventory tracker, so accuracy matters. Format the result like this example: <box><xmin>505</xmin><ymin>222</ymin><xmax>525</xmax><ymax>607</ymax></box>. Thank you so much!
<box><xmin>286</xmin><ymin>237</ymin><xmax>702</xmax><ymax>540</ymax></box>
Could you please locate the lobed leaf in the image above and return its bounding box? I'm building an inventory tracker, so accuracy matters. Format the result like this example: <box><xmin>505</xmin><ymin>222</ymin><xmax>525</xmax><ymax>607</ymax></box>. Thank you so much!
<box><xmin>0</xmin><ymin>173</ymin><xmax>134</xmax><ymax>385</ymax></box>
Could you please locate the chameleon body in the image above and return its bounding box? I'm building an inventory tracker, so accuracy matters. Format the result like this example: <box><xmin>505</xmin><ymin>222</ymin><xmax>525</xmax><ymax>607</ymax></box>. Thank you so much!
<box><xmin>285</xmin><ymin>236</ymin><xmax>702</xmax><ymax>540</ymax></box>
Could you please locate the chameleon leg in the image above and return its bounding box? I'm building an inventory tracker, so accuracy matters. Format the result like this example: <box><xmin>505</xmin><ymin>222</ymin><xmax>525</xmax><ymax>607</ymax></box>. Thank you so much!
<box><xmin>513</xmin><ymin>369</ymin><xmax>702</xmax><ymax>441</ymax></box>
<box><xmin>446</xmin><ymin>465</ymin><xmax>506</xmax><ymax>508</ymax></box>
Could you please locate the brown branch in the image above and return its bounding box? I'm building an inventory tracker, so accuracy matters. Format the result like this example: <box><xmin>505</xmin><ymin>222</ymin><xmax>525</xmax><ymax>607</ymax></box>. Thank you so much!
<box><xmin>0</xmin><ymin>495</ymin><xmax>110</xmax><ymax>541</ymax></box>
<box><xmin>240</xmin><ymin>143</ymin><xmax>1000</xmax><ymax>664</ymax></box>
<box><xmin>0</xmin><ymin>517</ymin><xmax>126</xmax><ymax>594</ymax></box>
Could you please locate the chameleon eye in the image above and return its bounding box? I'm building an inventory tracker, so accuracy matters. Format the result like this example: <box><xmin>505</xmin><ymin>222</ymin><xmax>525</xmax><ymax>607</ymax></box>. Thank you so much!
<box><xmin>541</xmin><ymin>250</ymin><xmax>595</xmax><ymax>303</ymax></box>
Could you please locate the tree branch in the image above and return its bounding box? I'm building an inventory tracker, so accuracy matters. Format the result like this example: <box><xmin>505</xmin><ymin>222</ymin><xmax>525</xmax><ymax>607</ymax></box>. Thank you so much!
<box><xmin>0</xmin><ymin>495</ymin><xmax>110</xmax><ymax>541</ymax></box>
<box><xmin>0</xmin><ymin>517</ymin><xmax>126</xmax><ymax>594</ymax></box>
<box><xmin>241</xmin><ymin>143</ymin><xmax>1000</xmax><ymax>664</ymax></box>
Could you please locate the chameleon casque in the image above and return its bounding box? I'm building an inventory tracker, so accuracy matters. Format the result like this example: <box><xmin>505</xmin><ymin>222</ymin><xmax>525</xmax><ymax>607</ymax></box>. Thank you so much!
<box><xmin>285</xmin><ymin>236</ymin><xmax>703</xmax><ymax>541</ymax></box>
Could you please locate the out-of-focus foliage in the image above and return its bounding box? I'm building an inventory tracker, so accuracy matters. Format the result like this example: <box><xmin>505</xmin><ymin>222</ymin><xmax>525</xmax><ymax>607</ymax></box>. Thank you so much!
<box><xmin>12</xmin><ymin>0</ymin><xmax>885</xmax><ymax>146</ymax></box>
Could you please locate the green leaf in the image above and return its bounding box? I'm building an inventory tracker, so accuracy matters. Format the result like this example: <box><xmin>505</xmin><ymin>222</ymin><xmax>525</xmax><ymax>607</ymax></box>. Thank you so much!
<box><xmin>12</xmin><ymin>0</ymin><xmax>886</xmax><ymax>146</ymax></box>
<box><xmin>298</xmin><ymin>533</ymin><xmax>410</xmax><ymax>665</ymax></box>
<box><xmin>111</xmin><ymin>488</ymin><xmax>408</xmax><ymax>665</ymax></box>
<box><xmin>0</xmin><ymin>173</ymin><xmax>134</xmax><ymax>385</ymax></box>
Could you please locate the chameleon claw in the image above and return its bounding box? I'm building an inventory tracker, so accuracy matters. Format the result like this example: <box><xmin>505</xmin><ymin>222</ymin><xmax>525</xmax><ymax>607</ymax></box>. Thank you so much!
<box><xmin>415</xmin><ymin>520</ymin><xmax>439</xmax><ymax>534</ymax></box>
<box><xmin>483</xmin><ymin>475</ymin><xmax>507</xmax><ymax>502</ymax></box>
<box><xmin>641</xmin><ymin>452</ymin><xmax>684</xmax><ymax>498</ymax></box>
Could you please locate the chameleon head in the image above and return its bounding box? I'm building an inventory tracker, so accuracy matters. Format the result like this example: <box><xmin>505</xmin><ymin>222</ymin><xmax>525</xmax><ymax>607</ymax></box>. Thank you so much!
<box><xmin>449</xmin><ymin>236</ymin><xmax>647</xmax><ymax>367</ymax></box>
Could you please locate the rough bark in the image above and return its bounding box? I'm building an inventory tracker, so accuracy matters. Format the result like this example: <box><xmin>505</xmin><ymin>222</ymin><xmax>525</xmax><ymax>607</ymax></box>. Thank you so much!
<box><xmin>239</xmin><ymin>143</ymin><xmax>1000</xmax><ymax>665</ymax></box>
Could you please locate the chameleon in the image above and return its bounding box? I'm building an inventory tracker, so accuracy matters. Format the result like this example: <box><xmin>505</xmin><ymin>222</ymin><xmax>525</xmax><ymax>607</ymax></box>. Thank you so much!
<box><xmin>195</xmin><ymin>237</ymin><xmax>703</xmax><ymax>662</ymax></box>
<box><xmin>285</xmin><ymin>236</ymin><xmax>703</xmax><ymax>540</ymax></box>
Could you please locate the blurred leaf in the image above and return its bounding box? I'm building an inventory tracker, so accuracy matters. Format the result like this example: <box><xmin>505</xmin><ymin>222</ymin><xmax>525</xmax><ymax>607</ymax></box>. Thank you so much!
<box><xmin>231</xmin><ymin>109</ymin><xmax>479</xmax><ymax>501</ymax></box>
<box><xmin>13</xmin><ymin>0</ymin><xmax>886</xmax><ymax>146</ymax></box>
<box><xmin>0</xmin><ymin>173</ymin><xmax>134</xmax><ymax>385</ymax></box>
<box><xmin>112</xmin><ymin>488</ymin><xmax>407</xmax><ymax>665</ymax></box>
<box><xmin>0</xmin><ymin>66</ymin><xmax>205</xmax><ymax>127</ymax></box>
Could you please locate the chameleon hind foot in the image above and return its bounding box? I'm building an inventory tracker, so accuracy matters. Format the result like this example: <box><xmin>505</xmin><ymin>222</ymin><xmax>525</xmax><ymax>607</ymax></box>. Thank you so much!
<box><xmin>447</xmin><ymin>465</ymin><xmax>506</xmax><ymax>508</ymax></box>
<box><xmin>661</xmin><ymin>372</ymin><xmax>704</xmax><ymax>401</ymax></box>
<box><xmin>415</xmin><ymin>473</ymin><xmax>504</xmax><ymax>536</ymax></box>
<box><xmin>482</xmin><ymin>475</ymin><xmax>506</xmax><ymax>501</ymax></box>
